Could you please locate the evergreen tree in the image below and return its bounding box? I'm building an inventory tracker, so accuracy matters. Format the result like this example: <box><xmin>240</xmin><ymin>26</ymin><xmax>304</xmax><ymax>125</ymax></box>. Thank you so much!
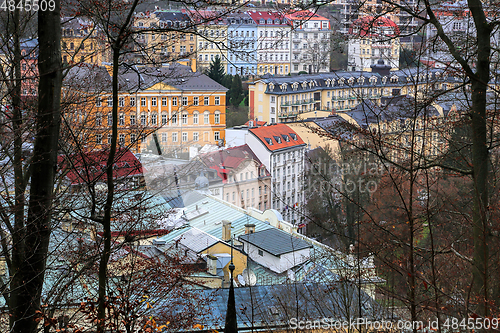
<box><xmin>207</xmin><ymin>56</ymin><xmax>225</xmax><ymax>85</ymax></box>
<box><xmin>229</xmin><ymin>74</ymin><xmax>244</xmax><ymax>106</ymax></box>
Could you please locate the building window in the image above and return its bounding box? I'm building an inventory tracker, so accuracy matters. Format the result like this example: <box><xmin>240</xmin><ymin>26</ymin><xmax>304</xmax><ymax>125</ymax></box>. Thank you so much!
<box><xmin>215</xmin><ymin>96</ymin><xmax>220</xmax><ymax>105</ymax></box>
<box><xmin>107</xmin><ymin>97</ymin><xmax>113</xmax><ymax>107</ymax></box>
<box><xmin>119</xmin><ymin>97</ymin><xmax>124</xmax><ymax>107</ymax></box>
<box><xmin>141</xmin><ymin>97</ymin><xmax>146</xmax><ymax>106</ymax></box>
<box><xmin>214</xmin><ymin>112</ymin><xmax>220</xmax><ymax>124</ymax></box>
<box><xmin>141</xmin><ymin>114</ymin><xmax>146</xmax><ymax>125</ymax></box>
<box><xmin>182</xmin><ymin>97</ymin><xmax>188</xmax><ymax>106</ymax></box>
<box><xmin>193</xmin><ymin>112</ymin><xmax>199</xmax><ymax>124</ymax></box>
<box><xmin>182</xmin><ymin>132</ymin><xmax>188</xmax><ymax>142</ymax></box>
<box><xmin>96</xmin><ymin>97</ymin><xmax>102</xmax><ymax>107</ymax></box>
<box><xmin>258</xmin><ymin>249</ymin><xmax>263</xmax><ymax>256</ymax></box>
<box><xmin>151</xmin><ymin>97</ymin><xmax>157</xmax><ymax>106</ymax></box>
<box><xmin>107</xmin><ymin>114</ymin><xmax>113</xmax><ymax>126</ymax></box>
<box><xmin>151</xmin><ymin>113</ymin><xmax>157</xmax><ymax>125</ymax></box>
<box><xmin>119</xmin><ymin>114</ymin><xmax>125</xmax><ymax>126</ymax></box>
<box><xmin>214</xmin><ymin>131</ymin><xmax>220</xmax><ymax>141</ymax></box>
<box><xmin>130</xmin><ymin>114</ymin><xmax>136</xmax><ymax>125</ymax></box>
<box><xmin>172</xmin><ymin>132</ymin><xmax>178</xmax><ymax>142</ymax></box>
<box><xmin>204</xmin><ymin>96</ymin><xmax>209</xmax><ymax>105</ymax></box>
<box><xmin>162</xmin><ymin>97</ymin><xmax>167</xmax><ymax>106</ymax></box>
<box><xmin>107</xmin><ymin>134</ymin><xmax>112</xmax><ymax>144</ymax></box>
<box><xmin>172</xmin><ymin>114</ymin><xmax>177</xmax><ymax>124</ymax></box>
<box><xmin>161</xmin><ymin>133</ymin><xmax>167</xmax><ymax>142</ymax></box>
<box><xmin>162</xmin><ymin>114</ymin><xmax>167</xmax><ymax>125</ymax></box>
<box><xmin>130</xmin><ymin>97</ymin><xmax>136</xmax><ymax>106</ymax></box>
<box><xmin>172</xmin><ymin>97</ymin><xmax>177</xmax><ymax>106</ymax></box>
<box><xmin>182</xmin><ymin>113</ymin><xmax>188</xmax><ymax>124</ymax></box>
<box><xmin>193</xmin><ymin>97</ymin><xmax>199</xmax><ymax>106</ymax></box>
<box><xmin>193</xmin><ymin>132</ymin><xmax>199</xmax><ymax>141</ymax></box>
<box><xmin>119</xmin><ymin>134</ymin><xmax>125</xmax><ymax>145</ymax></box>
<box><xmin>96</xmin><ymin>134</ymin><xmax>102</xmax><ymax>144</ymax></box>
<box><xmin>131</xmin><ymin>134</ymin><xmax>136</xmax><ymax>143</ymax></box>
<box><xmin>204</xmin><ymin>112</ymin><xmax>210</xmax><ymax>124</ymax></box>
<box><xmin>96</xmin><ymin>114</ymin><xmax>102</xmax><ymax>126</ymax></box>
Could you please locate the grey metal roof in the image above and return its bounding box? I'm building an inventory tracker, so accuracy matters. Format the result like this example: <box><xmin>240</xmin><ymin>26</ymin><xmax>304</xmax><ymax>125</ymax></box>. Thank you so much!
<box><xmin>64</xmin><ymin>63</ymin><xmax>227</xmax><ymax>93</ymax></box>
<box><xmin>157</xmin><ymin>194</ymin><xmax>273</xmax><ymax>245</ymax></box>
<box><xmin>154</xmin><ymin>282</ymin><xmax>391</xmax><ymax>331</ymax></box>
<box><xmin>239</xmin><ymin>228</ymin><xmax>312</xmax><ymax>256</ymax></box>
<box><xmin>174</xmin><ymin>227</ymin><xmax>222</xmax><ymax>253</ymax></box>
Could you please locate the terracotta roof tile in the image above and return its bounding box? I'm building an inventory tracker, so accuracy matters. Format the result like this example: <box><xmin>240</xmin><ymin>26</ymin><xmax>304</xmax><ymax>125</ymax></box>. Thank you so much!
<box><xmin>249</xmin><ymin>123</ymin><xmax>305</xmax><ymax>152</ymax></box>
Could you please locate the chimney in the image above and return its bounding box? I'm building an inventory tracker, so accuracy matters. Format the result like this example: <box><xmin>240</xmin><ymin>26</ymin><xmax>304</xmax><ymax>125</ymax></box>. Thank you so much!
<box><xmin>249</xmin><ymin>120</ymin><xmax>254</xmax><ymax>127</ymax></box>
<box><xmin>222</xmin><ymin>220</ymin><xmax>232</xmax><ymax>241</ymax></box>
<box><xmin>207</xmin><ymin>255</ymin><xmax>218</xmax><ymax>275</ymax></box>
<box><xmin>245</xmin><ymin>223</ymin><xmax>255</xmax><ymax>234</ymax></box>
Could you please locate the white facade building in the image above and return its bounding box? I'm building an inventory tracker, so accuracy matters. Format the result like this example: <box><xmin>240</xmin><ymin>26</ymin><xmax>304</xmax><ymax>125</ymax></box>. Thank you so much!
<box><xmin>246</xmin><ymin>123</ymin><xmax>307</xmax><ymax>226</ymax></box>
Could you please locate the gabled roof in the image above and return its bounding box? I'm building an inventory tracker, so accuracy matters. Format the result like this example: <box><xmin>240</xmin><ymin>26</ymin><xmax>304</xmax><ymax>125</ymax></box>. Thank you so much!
<box><xmin>249</xmin><ymin>124</ymin><xmax>305</xmax><ymax>152</ymax></box>
<box><xmin>239</xmin><ymin>228</ymin><xmax>312</xmax><ymax>256</ymax></box>
<box><xmin>173</xmin><ymin>227</ymin><xmax>223</xmax><ymax>253</ymax></box>
<box><xmin>58</xmin><ymin>148</ymin><xmax>142</xmax><ymax>185</ymax></box>
<box><xmin>200</xmin><ymin>144</ymin><xmax>270</xmax><ymax>180</ymax></box>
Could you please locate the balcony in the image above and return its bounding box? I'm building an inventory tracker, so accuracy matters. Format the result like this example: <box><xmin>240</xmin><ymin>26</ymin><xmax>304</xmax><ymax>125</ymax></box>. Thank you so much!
<box><xmin>278</xmin><ymin>111</ymin><xmax>299</xmax><ymax>118</ymax></box>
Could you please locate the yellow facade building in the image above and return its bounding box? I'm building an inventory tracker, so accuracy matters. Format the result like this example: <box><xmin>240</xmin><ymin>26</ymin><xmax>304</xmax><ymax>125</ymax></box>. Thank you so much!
<box><xmin>65</xmin><ymin>63</ymin><xmax>227</xmax><ymax>154</ymax></box>
<box><xmin>61</xmin><ymin>17</ymin><xmax>110</xmax><ymax>66</ymax></box>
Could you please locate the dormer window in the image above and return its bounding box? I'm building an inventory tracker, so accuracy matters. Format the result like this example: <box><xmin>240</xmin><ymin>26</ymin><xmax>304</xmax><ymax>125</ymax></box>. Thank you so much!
<box><xmin>267</xmin><ymin>19</ymin><xmax>272</xmax><ymax>24</ymax></box>
<box><xmin>274</xmin><ymin>19</ymin><xmax>280</xmax><ymax>24</ymax></box>
<box><xmin>370</xmin><ymin>76</ymin><xmax>377</xmax><ymax>85</ymax></box>
<box><xmin>382</xmin><ymin>76</ymin><xmax>387</xmax><ymax>84</ymax></box>
<box><xmin>260</xmin><ymin>19</ymin><xmax>264</xmax><ymax>24</ymax></box>
<box><xmin>390</xmin><ymin>75</ymin><xmax>398</xmax><ymax>83</ymax></box>
<box><xmin>339</xmin><ymin>78</ymin><xmax>345</xmax><ymax>86</ymax></box>
<box><xmin>301</xmin><ymin>82</ymin><xmax>307</xmax><ymax>89</ymax></box>
<box><xmin>269</xmin><ymin>83</ymin><xmax>275</xmax><ymax>91</ymax></box>
<box><xmin>289</xmin><ymin>133</ymin><xmax>297</xmax><ymax>140</ymax></box>
<box><xmin>348</xmin><ymin>77</ymin><xmax>355</xmax><ymax>85</ymax></box>
<box><xmin>273</xmin><ymin>136</ymin><xmax>282</xmax><ymax>144</ymax></box>
<box><xmin>281</xmin><ymin>134</ymin><xmax>290</xmax><ymax>142</ymax></box>
<box><xmin>264</xmin><ymin>137</ymin><xmax>273</xmax><ymax>145</ymax></box>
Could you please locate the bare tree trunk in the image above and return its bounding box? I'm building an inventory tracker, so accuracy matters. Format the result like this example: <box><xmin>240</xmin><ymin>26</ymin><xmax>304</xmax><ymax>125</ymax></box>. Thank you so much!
<box><xmin>10</xmin><ymin>1</ymin><xmax>62</xmax><ymax>332</ymax></box>
<box><xmin>468</xmin><ymin>0</ymin><xmax>491</xmax><ymax>317</ymax></box>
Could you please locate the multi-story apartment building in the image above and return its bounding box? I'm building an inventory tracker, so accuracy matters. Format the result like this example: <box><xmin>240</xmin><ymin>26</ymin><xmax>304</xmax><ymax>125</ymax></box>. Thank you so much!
<box><xmin>65</xmin><ymin>63</ymin><xmax>227</xmax><ymax>154</ymax></box>
<box><xmin>247</xmin><ymin>11</ymin><xmax>291</xmax><ymax>76</ymax></box>
<box><xmin>132</xmin><ymin>11</ymin><xmax>197</xmax><ymax>64</ymax></box>
<box><xmin>245</xmin><ymin>123</ymin><xmax>307</xmax><ymax>225</ymax></box>
<box><xmin>200</xmin><ymin>144</ymin><xmax>271</xmax><ymax>210</ymax></box>
<box><xmin>61</xmin><ymin>17</ymin><xmax>109</xmax><ymax>65</ymax></box>
<box><xmin>347</xmin><ymin>16</ymin><xmax>400</xmax><ymax>71</ymax></box>
<box><xmin>248</xmin><ymin>67</ymin><xmax>463</xmax><ymax>123</ymax></box>
<box><xmin>226</xmin><ymin>13</ymin><xmax>258</xmax><ymax>76</ymax></box>
<box><xmin>285</xmin><ymin>10</ymin><xmax>331</xmax><ymax>74</ymax></box>
<box><xmin>192</xmin><ymin>10</ymin><xmax>229</xmax><ymax>73</ymax></box>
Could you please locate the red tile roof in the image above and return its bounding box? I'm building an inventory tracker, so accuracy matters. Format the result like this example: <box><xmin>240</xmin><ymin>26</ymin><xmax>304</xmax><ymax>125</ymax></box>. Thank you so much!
<box><xmin>58</xmin><ymin>148</ymin><xmax>143</xmax><ymax>185</ymax></box>
<box><xmin>249</xmin><ymin>123</ymin><xmax>305</xmax><ymax>152</ymax></box>
<box><xmin>284</xmin><ymin>10</ymin><xmax>329</xmax><ymax>22</ymax></box>
<box><xmin>200</xmin><ymin>144</ymin><xmax>270</xmax><ymax>181</ymax></box>
<box><xmin>245</xmin><ymin>120</ymin><xmax>267</xmax><ymax>127</ymax></box>
<box><xmin>350</xmin><ymin>16</ymin><xmax>400</xmax><ymax>37</ymax></box>
<box><xmin>247</xmin><ymin>11</ymin><xmax>288</xmax><ymax>25</ymax></box>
